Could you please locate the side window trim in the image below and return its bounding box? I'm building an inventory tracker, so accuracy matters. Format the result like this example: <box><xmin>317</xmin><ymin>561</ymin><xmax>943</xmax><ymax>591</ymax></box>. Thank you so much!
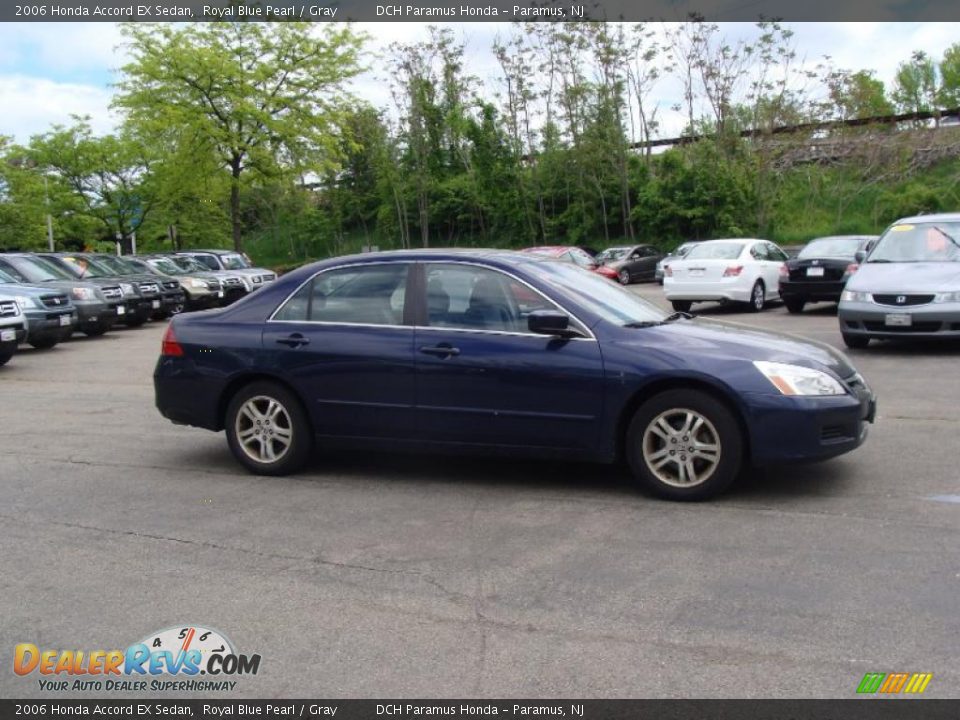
<box><xmin>418</xmin><ymin>261</ymin><xmax>595</xmax><ymax>340</ymax></box>
<box><xmin>268</xmin><ymin>261</ymin><xmax>414</xmax><ymax>327</ymax></box>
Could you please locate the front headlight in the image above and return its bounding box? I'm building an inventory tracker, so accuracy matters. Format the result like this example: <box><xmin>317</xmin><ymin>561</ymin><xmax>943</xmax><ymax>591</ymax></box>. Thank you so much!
<box><xmin>841</xmin><ymin>290</ymin><xmax>871</xmax><ymax>303</ymax></box>
<box><xmin>188</xmin><ymin>278</ymin><xmax>208</xmax><ymax>289</ymax></box>
<box><xmin>71</xmin><ymin>287</ymin><xmax>96</xmax><ymax>301</ymax></box>
<box><xmin>934</xmin><ymin>291</ymin><xmax>960</xmax><ymax>303</ymax></box>
<box><xmin>120</xmin><ymin>283</ymin><xmax>135</xmax><ymax>297</ymax></box>
<box><xmin>15</xmin><ymin>295</ymin><xmax>38</xmax><ymax>310</ymax></box>
<box><xmin>753</xmin><ymin>361</ymin><xmax>846</xmax><ymax>396</ymax></box>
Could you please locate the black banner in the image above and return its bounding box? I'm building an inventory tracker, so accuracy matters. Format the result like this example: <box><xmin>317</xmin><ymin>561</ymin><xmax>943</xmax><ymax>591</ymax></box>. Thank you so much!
<box><xmin>3</xmin><ymin>0</ymin><xmax>960</xmax><ymax>22</ymax></box>
<box><xmin>2</xmin><ymin>700</ymin><xmax>959</xmax><ymax>719</ymax></box>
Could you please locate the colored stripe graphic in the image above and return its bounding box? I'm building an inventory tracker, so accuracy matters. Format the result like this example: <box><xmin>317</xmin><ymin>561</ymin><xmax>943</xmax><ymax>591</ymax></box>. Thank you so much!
<box><xmin>857</xmin><ymin>672</ymin><xmax>932</xmax><ymax>694</ymax></box>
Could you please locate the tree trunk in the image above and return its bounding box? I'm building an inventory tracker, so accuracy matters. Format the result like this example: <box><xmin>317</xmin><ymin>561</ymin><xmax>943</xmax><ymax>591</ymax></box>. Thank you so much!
<box><xmin>230</xmin><ymin>156</ymin><xmax>243</xmax><ymax>252</ymax></box>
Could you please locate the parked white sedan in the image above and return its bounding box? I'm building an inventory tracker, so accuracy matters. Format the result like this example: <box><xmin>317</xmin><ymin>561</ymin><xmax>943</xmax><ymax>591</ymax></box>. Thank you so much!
<box><xmin>663</xmin><ymin>239</ymin><xmax>789</xmax><ymax>313</ymax></box>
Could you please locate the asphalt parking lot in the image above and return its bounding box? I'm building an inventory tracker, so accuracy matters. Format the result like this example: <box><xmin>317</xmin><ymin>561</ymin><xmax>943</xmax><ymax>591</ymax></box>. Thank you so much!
<box><xmin>1</xmin><ymin>286</ymin><xmax>958</xmax><ymax>699</ymax></box>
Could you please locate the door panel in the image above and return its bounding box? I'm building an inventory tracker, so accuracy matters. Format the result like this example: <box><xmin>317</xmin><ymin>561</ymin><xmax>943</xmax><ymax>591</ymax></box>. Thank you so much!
<box><xmin>415</xmin><ymin>263</ymin><xmax>604</xmax><ymax>449</ymax></box>
<box><xmin>262</xmin><ymin>262</ymin><xmax>416</xmax><ymax>439</ymax></box>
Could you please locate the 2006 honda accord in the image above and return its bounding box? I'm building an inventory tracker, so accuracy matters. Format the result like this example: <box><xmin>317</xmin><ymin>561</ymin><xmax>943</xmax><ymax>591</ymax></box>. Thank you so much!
<box><xmin>154</xmin><ymin>250</ymin><xmax>876</xmax><ymax>500</ymax></box>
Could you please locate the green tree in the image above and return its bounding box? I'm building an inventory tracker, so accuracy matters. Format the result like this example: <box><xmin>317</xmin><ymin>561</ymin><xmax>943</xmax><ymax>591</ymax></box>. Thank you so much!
<box><xmin>114</xmin><ymin>21</ymin><xmax>365</xmax><ymax>252</ymax></box>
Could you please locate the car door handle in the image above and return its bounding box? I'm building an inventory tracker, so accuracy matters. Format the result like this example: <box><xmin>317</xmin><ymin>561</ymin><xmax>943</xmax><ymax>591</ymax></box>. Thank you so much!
<box><xmin>419</xmin><ymin>344</ymin><xmax>460</xmax><ymax>358</ymax></box>
<box><xmin>276</xmin><ymin>333</ymin><xmax>310</xmax><ymax>348</ymax></box>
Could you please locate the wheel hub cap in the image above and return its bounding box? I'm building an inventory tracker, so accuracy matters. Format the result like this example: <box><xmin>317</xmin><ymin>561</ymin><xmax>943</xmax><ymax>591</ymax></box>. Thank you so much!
<box><xmin>235</xmin><ymin>395</ymin><xmax>293</xmax><ymax>464</ymax></box>
<box><xmin>641</xmin><ymin>408</ymin><xmax>721</xmax><ymax>488</ymax></box>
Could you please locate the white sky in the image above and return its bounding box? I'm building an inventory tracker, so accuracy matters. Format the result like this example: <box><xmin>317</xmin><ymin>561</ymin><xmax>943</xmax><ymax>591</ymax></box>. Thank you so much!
<box><xmin>0</xmin><ymin>22</ymin><xmax>957</xmax><ymax>144</ymax></box>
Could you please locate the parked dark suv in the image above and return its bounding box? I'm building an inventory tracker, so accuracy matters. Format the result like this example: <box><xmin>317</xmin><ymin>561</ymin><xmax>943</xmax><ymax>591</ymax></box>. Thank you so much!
<box><xmin>0</xmin><ymin>268</ymin><xmax>76</xmax><ymax>349</ymax></box>
<box><xmin>38</xmin><ymin>253</ymin><xmax>154</xmax><ymax>327</ymax></box>
<box><xmin>90</xmin><ymin>254</ymin><xmax>186</xmax><ymax>319</ymax></box>
<box><xmin>0</xmin><ymin>253</ymin><xmax>120</xmax><ymax>336</ymax></box>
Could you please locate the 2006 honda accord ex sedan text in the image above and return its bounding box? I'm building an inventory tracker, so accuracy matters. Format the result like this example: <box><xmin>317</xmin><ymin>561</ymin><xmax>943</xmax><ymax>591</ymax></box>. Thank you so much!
<box><xmin>154</xmin><ymin>250</ymin><xmax>877</xmax><ymax>500</ymax></box>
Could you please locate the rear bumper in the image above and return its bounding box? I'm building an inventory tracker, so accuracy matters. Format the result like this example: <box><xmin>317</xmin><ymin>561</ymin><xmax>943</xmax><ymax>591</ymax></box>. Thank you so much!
<box><xmin>779</xmin><ymin>279</ymin><xmax>846</xmax><ymax>302</ymax></box>
<box><xmin>838</xmin><ymin>300</ymin><xmax>960</xmax><ymax>339</ymax></box>
<box><xmin>664</xmin><ymin>278</ymin><xmax>752</xmax><ymax>303</ymax></box>
<box><xmin>743</xmin><ymin>387</ymin><xmax>875</xmax><ymax>466</ymax></box>
<box><xmin>155</xmin><ymin>358</ymin><xmax>224</xmax><ymax>431</ymax></box>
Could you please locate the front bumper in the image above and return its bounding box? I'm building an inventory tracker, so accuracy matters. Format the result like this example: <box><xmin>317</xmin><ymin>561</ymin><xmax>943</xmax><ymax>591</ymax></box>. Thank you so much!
<box><xmin>73</xmin><ymin>299</ymin><xmax>116</xmax><ymax>331</ymax></box>
<box><xmin>839</xmin><ymin>299</ymin><xmax>960</xmax><ymax>340</ymax></box>
<box><xmin>23</xmin><ymin>309</ymin><xmax>77</xmax><ymax>342</ymax></box>
<box><xmin>743</xmin><ymin>382</ymin><xmax>876</xmax><ymax>466</ymax></box>
<box><xmin>0</xmin><ymin>324</ymin><xmax>26</xmax><ymax>355</ymax></box>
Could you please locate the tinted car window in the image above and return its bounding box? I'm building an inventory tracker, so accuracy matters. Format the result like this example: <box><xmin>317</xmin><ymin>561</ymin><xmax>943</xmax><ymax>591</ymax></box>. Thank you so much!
<box><xmin>767</xmin><ymin>244</ymin><xmax>789</xmax><ymax>262</ymax></box>
<box><xmin>798</xmin><ymin>237</ymin><xmax>862</xmax><ymax>259</ymax></box>
<box><xmin>274</xmin><ymin>264</ymin><xmax>409</xmax><ymax>325</ymax></box>
<box><xmin>686</xmin><ymin>242</ymin><xmax>745</xmax><ymax>260</ymax></box>
<box><xmin>191</xmin><ymin>255</ymin><xmax>221</xmax><ymax>271</ymax></box>
<box><xmin>425</xmin><ymin>264</ymin><xmax>558</xmax><ymax>333</ymax></box>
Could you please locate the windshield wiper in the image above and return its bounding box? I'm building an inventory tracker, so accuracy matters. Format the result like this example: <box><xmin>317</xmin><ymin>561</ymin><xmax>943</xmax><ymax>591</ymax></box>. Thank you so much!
<box><xmin>624</xmin><ymin>312</ymin><xmax>693</xmax><ymax>329</ymax></box>
<box><xmin>867</xmin><ymin>258</ymin><xmax>893</xmax><ymax>263</ymax></box>
<box><xmin>623</xmin><ymin>321</ymin><xmax>662</xmax><ymax>328</ymax></box>
<box><xmin>932</xmin><ymin>225</ymin><xmax>960</xmax><ymax>250</ymax></box>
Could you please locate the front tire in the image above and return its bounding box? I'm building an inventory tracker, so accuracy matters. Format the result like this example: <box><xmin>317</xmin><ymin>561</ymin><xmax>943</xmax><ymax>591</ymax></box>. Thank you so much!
<box><xmin>748</xmin><ymin>280</ymin><xmax>765</xmax><ymax>312</ymax></box>
<box><xmin>28</xmin><ymin>337</ymin><xmax>58</xmax><ymax>350</ymax></box>
<box><xmin>618</xmin><ymin>269</ymin><xmax>631</xmax><ymax>285</ymax></box>
<box><xmin>625</xmin><ymin>389</ymin><xmax>742</xmax><ymax>501</ymax></box>
<box><xmin>225</xmin><ymin>381</ymin><xmax>312</xmax><ymax>476</ymax></box>
<box><xmin>842</xmin><ymin>332</ymin><xmax>870</xmax><ymax>349</ymax></box>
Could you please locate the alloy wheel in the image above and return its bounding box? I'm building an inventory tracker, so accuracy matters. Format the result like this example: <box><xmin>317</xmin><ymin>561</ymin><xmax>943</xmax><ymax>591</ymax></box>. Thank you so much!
<box><xmin>234</xmin><ymin>395</ymin><xmax>294</xmax><ymax>464</ymax></box>
<box><xmin>641</xmin><ymin>408</ymin><xmax>721</xmax><ymax>488</ymax></box>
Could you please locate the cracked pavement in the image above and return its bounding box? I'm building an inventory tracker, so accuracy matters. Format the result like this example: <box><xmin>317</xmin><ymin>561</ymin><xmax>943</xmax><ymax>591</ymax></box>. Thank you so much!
<box><xmin>1</xmin><ymin>287</ymin><xmax>958</xmax><ymax>698</ymax></box>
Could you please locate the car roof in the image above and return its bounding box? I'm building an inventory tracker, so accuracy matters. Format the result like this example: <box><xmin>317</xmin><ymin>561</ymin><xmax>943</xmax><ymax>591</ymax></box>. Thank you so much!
<box><xmin>891</xmin><ymin>213</ymin><xmax>960</xmax><ymax>225</ymax></box>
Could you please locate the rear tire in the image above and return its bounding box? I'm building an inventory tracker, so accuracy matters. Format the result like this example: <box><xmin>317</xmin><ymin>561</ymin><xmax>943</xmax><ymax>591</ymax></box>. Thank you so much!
<box><xmin>670</xmin><ymin>300</ymin><xmax>692</xmax><ymax>313</ymax></box>
<box><xmin>626</xmin><ymin>389</ymin><xmax>742</xmax><ymax>501</ymax></box>
<box><xmin>748</xmin><ymin>281</ymin><xmax>765</xmax><ymax>312</ymax></box>
<box><xmin>783</xmin><ymin>297</ymin><xmax>806</xmax><ymax>314</ymax></box>
<box><xmin>842</xmin><ymin>332</ymin><xmax>870</xmax><ymax>349</ymax></box>
<box><xmin>225</xmin><ymin>381</ymin><xmax>313</xmax><ymax>476</ymax></box>
<box><xmin>0</xmin><ymin>353</ymin><xmax>11</xmax><ymax>367</ymax></box>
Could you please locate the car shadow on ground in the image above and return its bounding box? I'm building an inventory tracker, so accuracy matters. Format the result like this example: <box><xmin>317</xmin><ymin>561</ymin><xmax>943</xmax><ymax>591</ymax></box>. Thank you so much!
<box><xmin>176</xmin><ymin>442</ymin><xmax>859</xmax><ymax>504</ymax></box>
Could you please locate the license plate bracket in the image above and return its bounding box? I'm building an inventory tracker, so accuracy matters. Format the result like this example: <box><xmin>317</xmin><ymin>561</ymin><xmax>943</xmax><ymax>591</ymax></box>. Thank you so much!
<box><xmin>885</xmin><ymin>313</ymin><xmax>912</xmax><ymax>327</ymax></box>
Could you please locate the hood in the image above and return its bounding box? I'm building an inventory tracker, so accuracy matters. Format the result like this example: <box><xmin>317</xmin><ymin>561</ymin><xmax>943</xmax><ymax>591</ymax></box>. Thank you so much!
<box><xmin>0</xmin><ymin>281</ymin><xmax>64</xmax><ymax>299</ymax></box>
<box><xmin>847</xmin><ymin>262</ymin><xmax>960</xmax><ymax>293</ymax></box>
<box><xmin>644</xmin><ymin>318</ymin><xmax>856</xmax><ymax>379</ymax></box>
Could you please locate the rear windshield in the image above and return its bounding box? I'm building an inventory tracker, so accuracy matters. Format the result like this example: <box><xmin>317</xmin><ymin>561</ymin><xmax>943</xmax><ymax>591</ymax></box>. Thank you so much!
<box><xmin>685</xmin><ymin>242</ymin><xmax>745</xmax><ymax>261</ymax></box>
<box><xmin>869</xmin><ymin>222</ymin><xmax>960</xmax><ymax>263</ymax></box>
<box><xmin>799</xmin><ymin>237</ymin><xmax>863</xmax><ymax>259</ymax></box>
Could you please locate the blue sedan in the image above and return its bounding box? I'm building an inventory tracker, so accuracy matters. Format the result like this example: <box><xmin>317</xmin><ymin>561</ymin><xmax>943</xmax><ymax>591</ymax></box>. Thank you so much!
<box><xmin>154</xmin><ymin>250</ymin><xmax>876</xmax><ymax>500</ymax></box>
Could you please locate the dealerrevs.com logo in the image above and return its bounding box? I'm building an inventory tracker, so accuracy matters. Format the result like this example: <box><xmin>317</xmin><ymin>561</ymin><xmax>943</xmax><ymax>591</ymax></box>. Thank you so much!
<box><xmin>14</xmin><ymin>625</ymin><xmax>261</xmax><ymax>692</ymax></box>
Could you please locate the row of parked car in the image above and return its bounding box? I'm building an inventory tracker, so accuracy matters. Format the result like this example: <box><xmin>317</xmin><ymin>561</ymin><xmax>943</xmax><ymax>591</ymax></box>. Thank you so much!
<box><xmin>527</xmin><ymin>212</ymin><xmax>960</xmax><ymax>349</ymax></box>
<box><xmin>0</xmin><ymin>248</ymin><xmax>277</xmax><ymax>366</ymax></box>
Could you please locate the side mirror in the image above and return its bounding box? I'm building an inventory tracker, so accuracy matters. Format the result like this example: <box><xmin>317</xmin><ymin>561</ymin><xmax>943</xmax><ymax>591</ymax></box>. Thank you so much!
<box><xmin>528</xmin><ymin>309</ymin><xmax>578</xmax><ymax>337</ymax></box>
<box><xmin>854</xmin><ymin>250</ymin><xmax>866</xmax><ymax>263</ymax></box>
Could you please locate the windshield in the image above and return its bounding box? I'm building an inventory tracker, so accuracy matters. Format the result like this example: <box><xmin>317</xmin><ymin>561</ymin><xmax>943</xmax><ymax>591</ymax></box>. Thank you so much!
<box><xmin>531</xmin><ymin>260</ymin><xmax>666</xmax><ymax>326</ymax></box>
<box><xmin>94</xmin><ymin>255</ymin><xmax>138</xmax><ymax>275</ymax></box>
<box><xmin>221</xmin><ymin>253</ymin><xmax>250</xmax><ymax>270</ymax></box>
<box><xmin>3</xmin><ymin>255</ymin><xmax>70</xmax><ymax>282</ymax></box>
<box><xmin>0</xmin><ymin>268</ymin><xmax>16</xmax><ymax>283</ymax></box>
<box><xmin>173</xmin><ymin>256</ymin><xmax>211</xmax><ymax>273</ymax></box>
<box><xmin>799</xmin><ymin>237</ymin><xmax>863</xmax><ymax>259</ymax></box>
<box><xmin>868</xmin><ymin>222</ymin><xmax>960</xmax><ymax>263</ymax></box>
<box><xmin>597</xmin><ymin>247</ymin><xmax>629</xmax><ymax>263</ymax></box>
<box><xmin>147</xmin><ymin>258</ymin><xmax>185</xmax><ymax>275</ymax></box>
<box><xmin>56</xmin><ymin>256</ymin><xmax>114</xmax><ymax>278</ymax></box>
<box><xmin>685</xmin><ymin>242</ymin><xmax>745</xmax><ymax>261</ymax></box>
